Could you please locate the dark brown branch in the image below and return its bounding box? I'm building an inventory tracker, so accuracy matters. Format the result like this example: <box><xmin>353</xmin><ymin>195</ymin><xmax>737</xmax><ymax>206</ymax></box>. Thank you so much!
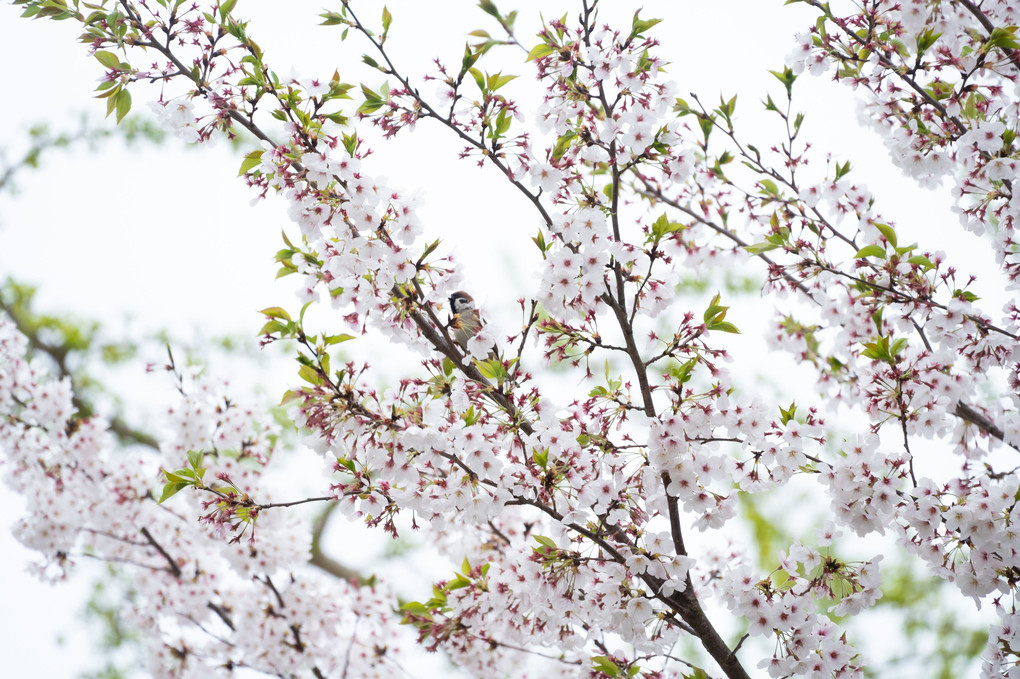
<box><xmin>955</xmin><ymin>401</ymin><xmax>1017</xmax><ymax>451</ymax></box>
<box><xmin>259</xmin><ymin>574</ymin><xmax>287</xmax><ymax>609</ymax></box>
<box><xmin>140</xmin><ymin>526</ymin><xmax>181</xmax><ymax>578</ymax></box>
<box><xmin>207</xmin><ymin>602</ymin><xmax>236</xmax><ymax>631</ymax></box>
<box><xmin>661</xmin><ymin>473</ymin><xmax>687</xmax><ymax>557</ymax></box>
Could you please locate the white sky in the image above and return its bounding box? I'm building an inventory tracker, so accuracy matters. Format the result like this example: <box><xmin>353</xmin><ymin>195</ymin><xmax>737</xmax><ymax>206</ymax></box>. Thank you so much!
<box><xmin>0</xmin><ymin>1</ymin><xmax>997</xmax><ymax>677</ymax></box>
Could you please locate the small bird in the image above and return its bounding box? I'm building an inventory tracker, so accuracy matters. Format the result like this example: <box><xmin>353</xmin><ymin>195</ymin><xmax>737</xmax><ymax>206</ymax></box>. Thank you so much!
<box><xmin>448</xmin><ymin>290</ymin><xmax>483</xmax><ymax>351</ymax></box>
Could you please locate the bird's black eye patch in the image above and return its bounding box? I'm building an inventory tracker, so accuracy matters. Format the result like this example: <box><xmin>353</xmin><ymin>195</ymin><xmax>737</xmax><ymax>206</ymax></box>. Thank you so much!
<box><xmin>449</xmin><ymin>292</ymin><xmax>474</xmax><ymax>313</ymax></box>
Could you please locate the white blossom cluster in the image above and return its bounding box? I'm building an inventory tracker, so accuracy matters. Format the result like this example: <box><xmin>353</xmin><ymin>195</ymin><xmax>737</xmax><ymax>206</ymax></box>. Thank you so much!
<box><xmin>0</xmin><ymin>315</ymin><xmax>410</xmax><ymax>678</ymax></box>
<box><xmin>3</xmin><ymin>0</ymin><xmax>1020</xmax><ymax>678</ymax></box>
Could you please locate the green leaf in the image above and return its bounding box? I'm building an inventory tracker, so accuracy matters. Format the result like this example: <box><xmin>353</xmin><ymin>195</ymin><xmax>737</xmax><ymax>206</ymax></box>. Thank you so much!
<box><xmin>745</xmin><ymin>241</ymin><xmax>780</xmax><ymax>255</ymax></box>
<box><xmin>115</xmin><ymin>88</ymin><xmax>132</xmax><ymax>123</ymax></box>
<box><xmin>915</xmin><ymin>27</ymin><xmax>942</xmax><ymax>56</ymax></box>
<box><xmin>647</xmin><ymin>213</ymin><xmax>684</xmax><ymax>242</ymax></box>
<box><xmin>158</xmin><ymin>481</ymin><xmax>189</xmax><ymax>503</ymax></box>
<box><xmin>469</xmin><ymin>67</ymin><xmax>486</xmax><ymax>94</ymax></box>
<box><xmin>986</xmin><ymin>26</ymin><xmax>1020</xmax><ymax>52</ymax></box>
<box><xmin>906</xmin><ymin>254</ymin><xmax>933</xmax><ymax>270</ymax></box>
<box><xmin>703</xmin><ymin>293</ymin><xmax>725</xmax><ymax>323</ymax></box>
<box><xmin>415</xmin><ymin>239</ymin><xmax>440</xmax><ymax>263</ymax></box>
<box><xmin>319</xmin><ymin>11</ymin><xmax>347</xmax><ymax>26</ymax></box>
<box><xmin>697</xmin><ymin>113</ymin><xmax>713</xmax><ymax>142</ymax></box>
<box><xmin>860</xmin><ymin>335</ymin><xmax>904</xmax><ymax>364</ymax></box>
<box><xmin>94</xmin><ymin>50</ymin><xmax>121</xmax><ymax>69</ymax></box>
<box><xmin>476</xmin><ymin>358</ymin><xmax>506</xmax><ymax>381</ymax></box>
<box><xmin>779</xmin><ymin>402</ymin><xmax>797</xmax><ymax>425</ymax></box>
<box><xmin>259</xmin><ymin>320</ymin><xmax>287</xmax><ymax>336</ymax></box>
<box><xmin>298</xmin><ymin>364</ymin><xmax>322</xmax><ymax>385</ymax></box>
<box><xmin>551</xmin><ymin>130</ymin><xmax>576</xmax><ymax>160</ymax></box>
<box><xmin>162</xmin><ymin>470</ymin><xmax>188</xmax><ymax>484</ymax></box>
<box><xmin>671</xmin><ymin>357</ymin><xmax>697</xmax><ymax>384</ymax></box>
<box><xmin>854</xmin><ymin>244</ymin><xmax>886</xmax><ymax>260</ymax></box>
<box><xmin>342</xmin><ymin>132</ymin><xmax>359</xmax><ymax>156</ymax></box>
<box><xmin>630</xmin><ymin>9</ymin><xmax>662</xmax><ymax>38</ymax></box>
<box><xmin>478</xmin><ymin>0</ymin><xmax>500</xmax><ymax>18</ymax></box>
<box><xmin>873</xmin><ymin>222</ymin><xmax>897</xmax><ymax>247</ymax></box>
<box><xmin>461</xmin><ymin>43</ymin><xmax>482</xmax><ymax>72</ymax></box>
<box><xmin>954</xmin><ymin>289</ymin><xmax>980</xmax><ymax>303</ymax></box>
<box><xmin>532</xmin><ymin>229</ymin><xmax>548</xmax><ymax>256</ymax></box>
<box><xmin>259</xmin><ymin>306</ymin><xmax>292</xmax><ymax>321</ymax></box>
<box><xmin>447</xmin><ymin>575</ymin><xmax>470</xmax><ymax>590</ymax></box>
<box><xmin>238</xmin><ymin>149</ymin><xmax>263</xmax><ymax>176</ymax></box>
<box><xmin>490</xmin><ymin>72</ymin><xmax>517</xmax><ymax>91</ymax></box>
<box><xmin>324</xmin><ymin>333</ymin><xmax>355</xmax><ymax>345</ymax></box>
<box><xmin>399</xmin><ymin>600</ymin><xmax>428</xmax><ymax>614</ymax></box>
<box><xmin>860</xmin><ymin>342</ymin><xmax>883</xmax><ymax>362</ymax></box>
<box><xmin>593</xmin><ymin>656</ymin><xmax>621</xmax><ymax>678</ymax></box>
<box><xmin>533</xmin><ymin>535</ymin><xmax>556</xmax><ymax>548</ymax></box>
<box><xmin>871</xmin><ymin>307</ymin><xmax>884</xmax><ymax>332</ymax></box>
<box><xmin>494</xmin><ymin>107</ymin><xmax>511</xmax><ymax>136</ymax></box>
<box><xmin>357</xmin><ymin>84</ymin><xmax>384</xmax><ymax>115</ymax></box>
<box><xmin>708</xmin><ymin>320</ymin><xmax>740</xmax><ymax>334</ymax></box>
<box><xmin>759</xmin><ymin>178</ymin><xmax>780</xmax><ymax>197</ymax></box>
<box><xmin>720</xmin><ymin>93</ymin><xmax>737</xmax><ymax>119</ymax></box>
<box><xmin>769</xmin><ymin>66</ymin><xmax>797</xmax><ymax>98</ymax></box>
<box><xmin>526</xmin><ymin>42</ymin><xmax>556</xmax><ymax>62</ymax></box>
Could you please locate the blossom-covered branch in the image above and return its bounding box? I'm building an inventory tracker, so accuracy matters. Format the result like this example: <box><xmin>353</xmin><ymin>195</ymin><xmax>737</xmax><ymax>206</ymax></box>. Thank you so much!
<box><xmin>4</xmin><ymin>0</ymin><xmax>1020</xmax><ymax>678</ymax></box>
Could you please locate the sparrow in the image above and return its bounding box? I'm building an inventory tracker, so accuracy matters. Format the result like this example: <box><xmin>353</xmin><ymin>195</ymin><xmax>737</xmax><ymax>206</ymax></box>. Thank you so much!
<box><xmin>448</xmin><ymin>290</ymin><xmax>483</xmax><ymax>351</ymax></box>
